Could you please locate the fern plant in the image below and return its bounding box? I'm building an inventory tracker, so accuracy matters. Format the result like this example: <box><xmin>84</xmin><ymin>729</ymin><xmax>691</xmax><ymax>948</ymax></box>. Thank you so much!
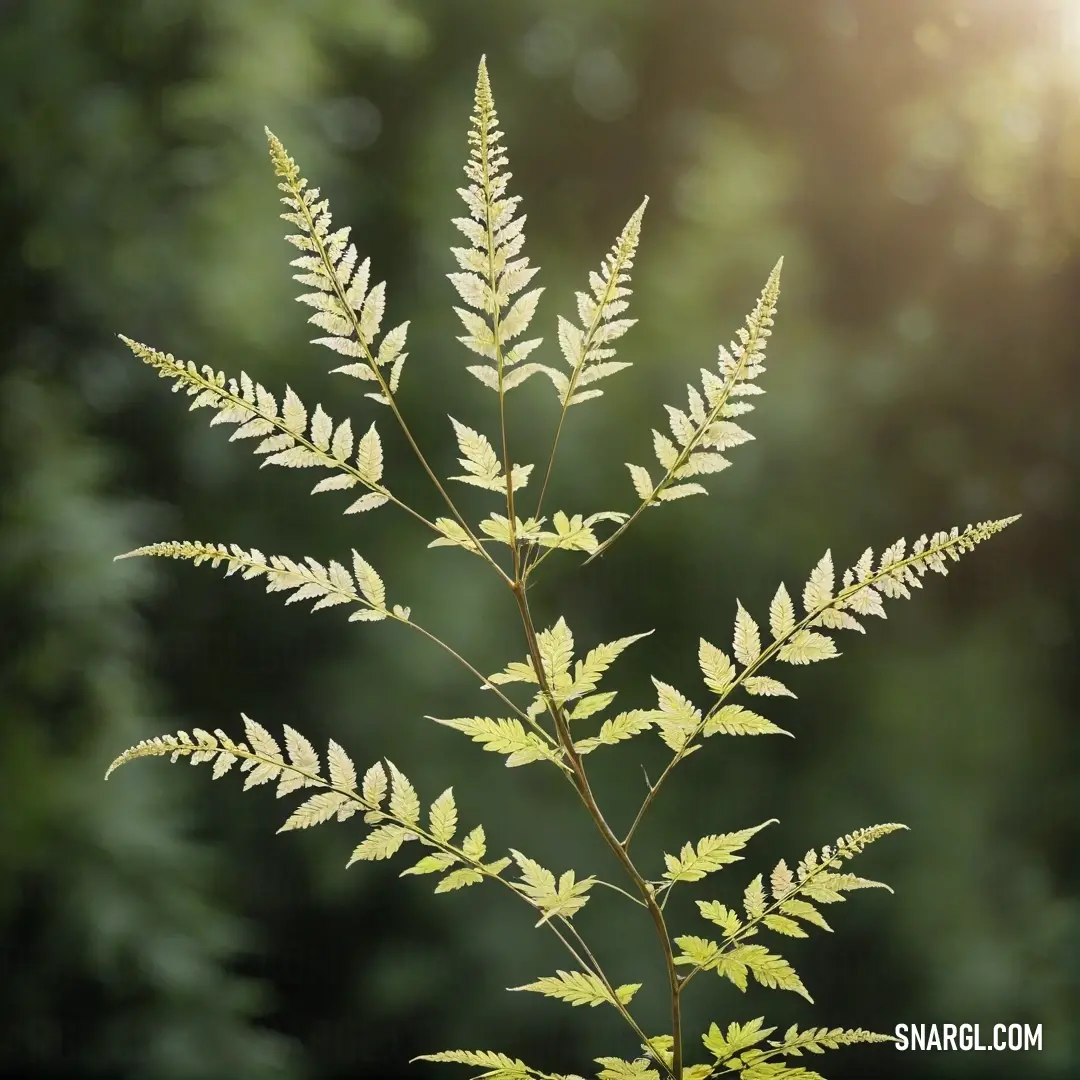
<box><xmin>106</xmin><ymin>57</ymin><xmax>1019</xmax><ymax>1080</ymax></box>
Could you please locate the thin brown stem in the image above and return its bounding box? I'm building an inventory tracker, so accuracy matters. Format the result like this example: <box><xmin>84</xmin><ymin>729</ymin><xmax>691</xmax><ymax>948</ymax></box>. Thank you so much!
<box><xmin>510</xmin><ymin>585</ymin><xmax>684</xmax><ymax>1080</ymax></box>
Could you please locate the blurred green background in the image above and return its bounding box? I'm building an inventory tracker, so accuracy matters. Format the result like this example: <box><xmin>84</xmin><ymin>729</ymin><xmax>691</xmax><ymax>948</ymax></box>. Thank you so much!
<box><xmin>1</xmin><ymin>1</ymin><xmax>1076</xmax><ymax>1078</ymax></box>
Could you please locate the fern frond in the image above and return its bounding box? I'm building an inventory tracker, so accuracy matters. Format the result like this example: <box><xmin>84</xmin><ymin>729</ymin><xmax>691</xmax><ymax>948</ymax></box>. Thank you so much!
<box><xmin>702</xmin><ymin>1021</ymin><xmax>892</xmax><ymax>1079</ymax></box>
<box><xmin>486</xmin><ymin>621</ymin><xmax>651</xmax><ymax>720</ymax></box>
<box><xmin>786</xmin><ymin>823</ymin><xmax>906</xmax><ymax>904</ymax></box>
<box><xmin>113</xmin><ymin>540</ymin><xmax>406</xmax><ymax>623</ymax></box>
<box><xmin>411</xmin><ymin>1049</ymin><xmax>541</xmax><ymax>1080</ymax></box>
<box><xmin>701</xmin><ymin>1017</ymin><xmax>777</xmax><ymax>1063</ymax></box>
<box><xmin>542</xmin><ymin>198</ymin><xmax>648</xmax><ymax>407</ymax></box>
<box><xmin>594</xmin><ymin>1056</ymin><xmax>662</xmax><ymax>1080</ymax></box>
<box><xmin>531</xmin><ymin>510</ymin><xmax>630</xmax><ymax>555</ymax></box>
<box><xmin>724</xmin><ymin>516</ymin><xmax>1021</xmax><ymax>685</ymax></box>
<box><xmin>451</xmin><ymin>57</ymin><xmax>544</xmax><ymax>391</ymax></box>
<box><xmin>669</xmin><ymin>825</ymin><xmax>907</xmax><ymax>1010</ymax></box>
<box><xmin>626</xmin><ymin>516</ymin><xmax>1020</xmax><ymax>844</ymax></box>
<box><xmin>107</xmin><ymin>722</ymin><xmax>515</xmax><ymax>896</ymax></box>
<box><xmin>773</xmin><ymin>516</ymin><xmax>1022</xmax><ymax>663</ymax></box>
<box><xmin>117</xmin><ymin>337</ymin><xmax>445</xmax><ymax>527</ymax></box>
<box><xmin>584</xmin><ymin>259</ymin><xmax>782</xmax><ymax>564</ymax></box>
<box><xmin>105</xmin><ymin>716</ymin><xmax>353</xmax><ymax>815</ymax></box>
<box><xmin>645</xmin><ymin>677</ymin><xmax>790</xmax><ymax>751</ymax></box>
<box><xmin>509</xmin><ymin>969</ymin><xmax>641</xmax><ymax>1009</ymax></box>
<box><xmin>768</xmin><ymin>1024</ymin><xmax>895</xmax><ymax>1056</ymax></box>
<box><xmin>518</xmin><ymin>194</ymin><xmax>643</xmax><ymax>412</ymax></box>
<box><xmin>567</xmin><ymin>629</ymin><xmax>653</xmax><ymax>699</ymax></box>
<box><xmin>448</xmin><ymin>416</ymin><xmax>533</xmax><ymax>494</ymax></box>
<box><xmin>673</xmin><ymin>937</ymin><xmax>812</xmax><ymax>1004</ymax></box>
<box><xmin>509</xmin><ymin>849</ymin><xmax>597</xmax><ymax>926</ymax></box>
<box><xmin>573</xmin><ymin>711</ymin><xmax>656</xmax><ymax>756</ymax></box>
<box><xmin>660</xmin><ymin>821</ymin><xmax>777</xmax><ymax>886</ymax></box>
<box><xmin>427</xmin><ymin>715</ymin><xmax>566</xmax><ymax>770</ymax></box>
<box><xmin>675</xmin><ymin>823</ymin><xmax>906</xmax><ymax>1009</ymax></box>
<box><xmin>266</xmin><ymin>130</ymin><xmax>409</xmax><ymax>405</ymax></box>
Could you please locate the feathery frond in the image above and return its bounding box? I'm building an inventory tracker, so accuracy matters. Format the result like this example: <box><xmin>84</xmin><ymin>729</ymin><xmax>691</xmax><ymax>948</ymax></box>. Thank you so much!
<box><xmin>451</xmin><ymin>57</ymin><xmax>545</xmax><ymax>392</ymax></box>
<box><xmin>267</xmin><ymin>130</ymin><xmax>409</xmax><ymax>405</ymax></box>
<box><xmin>448</xmin><ymin>416</ymin><xmax>534</xmax><ymax>494</ymax></box>
<box><xmin>702</xmin><ymin>1019</ymin><xmax>891</xmax><ymax>1073</ymax></box>
<box><xmin>660</xmin><ymin>821</ymin><xmax>777</xmax><ymax>887</ymax></box>
<box><xmin>732</xmin><ymin>515</ymin><xmax>1022</xmax><ymax>677</ymax></box>
<box><xmin>509</xmin><ymin>969</ymin><xmax>641</xmax><ymax>1009</ymax></box>
<box><xmin>628</xmin><ymin>515</ymin><xmax>1021</xmax><ymax>817</ymax></box>
<box><xmin>644</xmin><ymin>676</ymin><xmax>790</xmax><ymax>752</ymax></box>
<box><xmin>106</xmin><ymin>723</ymin><xmax>511</xmax><ymax>894</ymax></box>
<box><xmin>116</xmin><ymin>338</ymin><xmax>416</xmax><ymax>521</ymax></box>
<box><xmin>113</xmin><ymin>540</ymin><xmax>407</xmax><ymax>623</ymax></box>
<box><xmin>674</xmin><ymin>823</ymin><xmax>907</xmax><ymax>1006</ymax></box>
<box><xmin>536</xmin><ymin>198</ymin><xmax>648</xmax><ymax>407</ymax></box>
<box><xmin>411</xmin><ymin>1049</ymin><xmax>540</xmax><ymax>1080</ymax></box>
<box><xmin>509</xmin><ymin>849</ymin><xmax>597</xmax><ymax>926</ymax></box>
<box><xmin>427</xmin><ymin>715</ymin><xmax>567</xmax><ymax>770</ymax></box>
<box><xmin>673</xmin><ymin>936</ymin><xmax>813</xmax><ymax>1004</ymax></box>
<box><xmin>486</xmin><ymin>619</ymin><xmax>650</xmax><ymax>705</ymax></box>
<box><xmin>602</xmin><ymin>259</ymin><xmax>782</xmax><ymax>547</ymax></box>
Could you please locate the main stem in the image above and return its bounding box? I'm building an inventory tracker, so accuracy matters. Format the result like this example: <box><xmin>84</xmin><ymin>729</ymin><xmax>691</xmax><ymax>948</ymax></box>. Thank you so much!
<box><xmin>509</xmin><ymin>580</ymin><xmax>683</xmax><ymax>1080</ymax></box>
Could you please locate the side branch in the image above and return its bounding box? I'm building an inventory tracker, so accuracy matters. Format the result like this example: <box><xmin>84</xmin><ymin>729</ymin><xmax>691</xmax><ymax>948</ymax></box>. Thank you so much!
<box><xmin>622</xmin><ymin>517</ymin><xmax>1020</xmax><ymax>847</ymax></box>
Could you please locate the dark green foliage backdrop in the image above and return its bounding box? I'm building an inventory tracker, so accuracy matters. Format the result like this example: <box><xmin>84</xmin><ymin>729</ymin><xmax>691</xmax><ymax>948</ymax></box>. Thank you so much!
<box><xmin>1</xmin><ymin>1</ymin><xmax>1075</xmax><ymax>1078</ymax></box>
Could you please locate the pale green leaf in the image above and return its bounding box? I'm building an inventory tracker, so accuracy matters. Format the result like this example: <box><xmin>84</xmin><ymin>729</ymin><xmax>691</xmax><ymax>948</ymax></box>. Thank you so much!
<box><xmin>777</xmin><ymin>630</ymin><xmax>838</xmax><ymax>665</ymax></box>
<box><xmin>385</xmin><ymin>761</ymin><xmax>420</xmax><ymax>827</ymax></box>
<box><xmin>433</xmin><ymin>867</ymin><xmax>485</xmax><ymax>893</ymax></box>
<box><xmin>428</xmin><ymin>787</ymin><xmax>458</xmax><ymax>844</ymax></box>
<box><xmin>461</xmin><ymin>824</ymin><xmax>487</xmax><ymax>861</ymax></box>
<box><xmin>344</xmin><ymin>492</ymin><xmax>389</xmax><ymax>514</ymax></box>
<box><xmin>698</xmin><ymin>638</ymin><xmax>736</xmax><ymax>695</ymax></box>
<box><xmin>347</xmin><ymin>823</ymin><xmax>410</xmax><ymax>864</ymax></box>
<box><xmin>703</xmin><ymin>704</ymin><xmax>791</xmax><ymax>738</ymax></box>
<box><xmin>327</xmin><ymin>739</ymin><xmax>357</xmax><ymax>791</ymax></box>
<box><xmin>351</xmin><ymin>550</ymin><xmax>386</xmax><ymax>608</ymax></box>
<box><xmin>430</xmin><ymin>716</ymin><xmax>560</xmax><ymax>768</ymax></box>
<box><xmin>733</xmin><ymin>602</ymin><xmax>762</xmax><ymax>666</ymax></box>
<box><xmin>509</xmin><ymin>969</ymin><xmax>637</xmax><ymax>1009</ymax></box>
<box><xmin>742</xmin><ymin>676</ymin><xmax>797</xmax><ymax>698</ymax></box>
<box><xmin>662</xmin><ymin>821</ymin><xmax>775</xmax><ymax>884</ymax></box>
<box><xmin>769</xmin><ymin>582</ymin><xmax>796</xmax><ymax>640</ymax></box>
<box><xmin>355</xmin><ymin>422</ymin><xmax>383</xmax><ymax>483</ymax></box>
<box><xmin>277</xmin><ymin>791</ymin><xmax>349</xmax><ymax>833</ymax></box>
<box><xmin>802</xmin><ymin>550</ymin><xmax>834</xmax><ymax>613</ymax></box>
<box><xmin>744</xmin><ymin>874</ymin><xmax>767</xmax><ymax>919</ymax></box>
<box><xmin>400</xmin><ymin>852</ymin><xmax>459</xmax><ymax>877</ymax></box>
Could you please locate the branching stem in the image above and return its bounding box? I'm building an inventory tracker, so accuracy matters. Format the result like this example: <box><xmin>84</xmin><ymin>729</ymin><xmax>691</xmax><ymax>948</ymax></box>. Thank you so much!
<box><xmin>510</xmin><ymin>583</ymin><xmax>683</xmax><ymax>1080</ymax></box>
